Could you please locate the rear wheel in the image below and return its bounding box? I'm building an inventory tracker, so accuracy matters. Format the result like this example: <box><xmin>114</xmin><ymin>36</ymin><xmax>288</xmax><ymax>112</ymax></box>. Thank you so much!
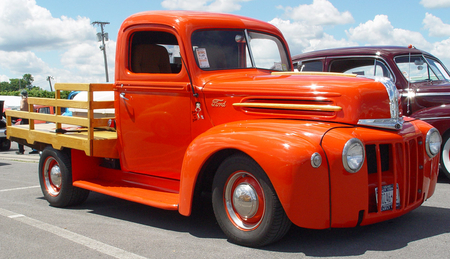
<box><xmin>39</xmin><ymin>147</ymin><xmax>89</xmax><ymax>207</ymax></box>
<box><xmin>212</xmin><ymin>154</ymin><xmax>291</xmax><ymax>247</ymax></box>
<box><xmin>440</xmin><ymin>132</ymin><xmax>450</xmax><ymax>180</ymax></box>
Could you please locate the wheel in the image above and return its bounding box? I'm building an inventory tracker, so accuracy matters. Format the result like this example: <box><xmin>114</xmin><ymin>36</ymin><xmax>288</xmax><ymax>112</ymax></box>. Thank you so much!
<box><xmin>39</xmin><ymin>147</ymin><xmax>89</xmax><ymax>207</ymax></box>
<box><xmin>0</xmin><ymin>139</ymin><xmax>11</xmax><ymax>151</ymax></box>
<box><xmin>212</xmin><ymin>154</ymin><xmax>291</xmax><ymax>247</ymax></box>
<box><xmin>440</xmin><ymin>132</ymin><xmax>450</xmax><ymax>180</ymax></box>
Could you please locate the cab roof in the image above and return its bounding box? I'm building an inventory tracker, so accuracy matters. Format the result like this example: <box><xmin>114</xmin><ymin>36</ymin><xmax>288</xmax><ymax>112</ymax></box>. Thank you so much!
<box><xmin>120</xmin><ymin>10</ymin><xmax>282</xmax><ymax>36</ymax></box>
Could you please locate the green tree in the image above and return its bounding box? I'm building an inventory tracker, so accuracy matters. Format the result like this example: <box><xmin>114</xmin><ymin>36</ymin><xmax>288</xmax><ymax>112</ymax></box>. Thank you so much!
<box><xmin>22</xmin><ymin>74</ymin><xmax>34</xmax><ymax>89</ymax></box>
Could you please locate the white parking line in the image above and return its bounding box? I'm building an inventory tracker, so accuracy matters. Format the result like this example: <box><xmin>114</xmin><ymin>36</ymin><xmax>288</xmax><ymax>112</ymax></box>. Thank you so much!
<box><xmin>0</xmin><ymin>208</ymin><xmax>147</xmax><ymax>259</ymax></box>
<box><xmin>0</xmin><ymin>185</ymin><xmax>40</xmax><ymax>192</ymax></box>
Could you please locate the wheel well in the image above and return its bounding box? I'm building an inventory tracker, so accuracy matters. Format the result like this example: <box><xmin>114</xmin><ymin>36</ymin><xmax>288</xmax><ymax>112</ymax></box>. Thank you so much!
<box><xmin>193</xmin><ymin>149</ymin><xmax>245</xmax><ymax>196</ymax></box>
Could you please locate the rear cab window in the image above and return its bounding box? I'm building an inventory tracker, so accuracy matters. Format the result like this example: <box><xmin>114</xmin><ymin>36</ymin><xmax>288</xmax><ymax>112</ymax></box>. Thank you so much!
<box><xmin>129</xmin><ymin>31</ymin><xmax>182</xmax><ymax>74</ymax></box>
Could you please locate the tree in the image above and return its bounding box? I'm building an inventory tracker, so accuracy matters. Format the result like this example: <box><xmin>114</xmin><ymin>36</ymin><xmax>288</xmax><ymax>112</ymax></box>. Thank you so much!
<box><xmin>22</xmin><ymin>74</ymin><xmax>34</xmax><ymax>90</ymax></box>
<box><xmin>0</xmin><ymin>74</ymin><xmax>35</xmax><ymax>92</ymax></box>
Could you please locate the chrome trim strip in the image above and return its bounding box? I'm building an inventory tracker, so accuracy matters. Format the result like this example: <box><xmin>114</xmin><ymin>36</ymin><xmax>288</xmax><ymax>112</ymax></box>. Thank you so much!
<box><xmin>233</xmin><ymin>102</ymin><xmax>342</xmax><ymax>111</ymax></box>
<box><xmin>402</xmin><ymin>92</ymin><xmax>450</xmax><ymax>97</ymax></box>
<box><xmin>418</xmin><ymin>116</ymin><xmax>450</xmax><ymax>121</ymax></box>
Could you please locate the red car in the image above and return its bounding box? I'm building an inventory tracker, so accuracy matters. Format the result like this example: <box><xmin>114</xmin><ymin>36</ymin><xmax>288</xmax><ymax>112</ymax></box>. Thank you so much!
<box><xmin>292</xmin><ymin>46</ymin><xmax>450</xmax><ymax>180</ymax></box>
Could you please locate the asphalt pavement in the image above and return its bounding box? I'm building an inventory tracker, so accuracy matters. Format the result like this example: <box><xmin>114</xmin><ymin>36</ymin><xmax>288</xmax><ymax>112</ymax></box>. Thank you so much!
<box><xmin>1</xmin><ymin>145</ymin><xmax>449</xmax><ymax>258</ymax></box>
<box><xmin>0</xmin><ymin>145</ymin><xmax>40</xmax><ymax>163</ymax></box>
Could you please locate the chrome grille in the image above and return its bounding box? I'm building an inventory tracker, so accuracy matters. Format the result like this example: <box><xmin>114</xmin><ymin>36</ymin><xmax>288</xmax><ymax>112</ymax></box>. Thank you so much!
<box><xmin>366</xmin><ymin>136</ymin><xmax>424</xmax><ymax>213</ymax></box>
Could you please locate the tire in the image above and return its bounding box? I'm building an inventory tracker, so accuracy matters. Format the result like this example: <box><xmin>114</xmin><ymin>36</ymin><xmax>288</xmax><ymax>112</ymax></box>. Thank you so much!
<box><xmin>0</xmin><ymin>139</ymin><xmax>11</xmax><ymax>151</ymax></box>
<box><xmin>440</xmin><ymin>132</ymin><xmax>450</xmax><ymax>180</ymax></box>
<box><xmin>39</xmin><ymin>147</ymin><xmax>90</xmax><ymax>207</ymax></box>
<box><xmin>212</xmin><ymin>154</ymin><xmax>291</xmax><ymax>247</ymax></box>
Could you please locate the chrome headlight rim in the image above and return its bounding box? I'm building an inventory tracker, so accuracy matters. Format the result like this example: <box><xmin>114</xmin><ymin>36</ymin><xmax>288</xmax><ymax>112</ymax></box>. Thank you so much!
<box><xmin>426</xmin><ymin>128</ymin><xmax>441</xmax><ymax>158</ymax></box>
<box><xmin>342</xmin><ymin>138</ymin><xmax>365</xmax><ymax>173</ymax></box>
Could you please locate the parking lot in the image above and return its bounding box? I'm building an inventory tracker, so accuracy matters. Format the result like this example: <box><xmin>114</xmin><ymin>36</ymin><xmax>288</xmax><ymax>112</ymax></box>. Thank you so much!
<box><xmin>1</xmin><ymin>145</ymin><xmax>449</xmax><ymax>258</ymax></box>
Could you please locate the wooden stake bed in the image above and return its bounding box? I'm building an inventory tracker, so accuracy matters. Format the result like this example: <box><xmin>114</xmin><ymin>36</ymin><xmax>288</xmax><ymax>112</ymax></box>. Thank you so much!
<box><xmin>5</xmin><ymin>83</ymin><xmax>118</xmax><ymax>158</ymax></box>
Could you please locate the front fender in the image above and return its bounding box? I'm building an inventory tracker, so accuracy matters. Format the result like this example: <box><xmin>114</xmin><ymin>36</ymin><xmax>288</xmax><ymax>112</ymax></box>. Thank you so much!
<box><xmin>411</xmin><ymin>104</ymin><xmax>450</xmax><ymax>135</ymax></box>
<box><xmin>179</xmin><ymin>119</ymin><xmax>336</xmax><ymax>229</ymax></box>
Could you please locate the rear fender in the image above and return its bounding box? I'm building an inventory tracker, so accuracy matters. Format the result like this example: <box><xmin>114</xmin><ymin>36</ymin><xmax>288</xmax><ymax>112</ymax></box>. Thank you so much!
<box><xmin>178</xmin><ymin>120</ymin><xmax>332</xmax><ymax>229</ymax></box>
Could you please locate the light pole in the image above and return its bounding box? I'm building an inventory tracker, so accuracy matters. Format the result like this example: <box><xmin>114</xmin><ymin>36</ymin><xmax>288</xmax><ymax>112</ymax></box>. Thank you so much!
<box><xmin>46</xmin><ymin>76</ymin><xmax>54</xmax><ymax>91</ymax></box>
<box><xmin>92</xmin><ymin>21</ymin><xmax>110</xmax><ymax>82</ymax></box>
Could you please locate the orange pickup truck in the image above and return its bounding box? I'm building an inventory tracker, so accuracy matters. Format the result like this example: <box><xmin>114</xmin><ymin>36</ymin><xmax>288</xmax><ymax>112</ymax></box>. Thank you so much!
<box><xmin>6</xmin><ymin>11</ymin><xmax>441</xmax><ymax>247</ymax></box>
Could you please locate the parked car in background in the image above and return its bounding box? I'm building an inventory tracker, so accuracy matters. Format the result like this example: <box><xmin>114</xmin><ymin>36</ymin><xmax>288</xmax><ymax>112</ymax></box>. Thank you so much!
<box><xmin>1</xmin><ymin>100</ymin><xmax>11</xmax><ymax>151</ymax></box>
<box><xmin>292</xmin><ymin>46</ymin><xmax>450</xmax><ymax>180</ymax></box>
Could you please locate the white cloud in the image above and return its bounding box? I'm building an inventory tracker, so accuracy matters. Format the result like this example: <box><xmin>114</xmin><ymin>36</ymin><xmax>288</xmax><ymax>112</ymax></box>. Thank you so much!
<box><xmin>0</xmin><ymin>0</ymin><xmax>96</xmax><ymax>52</ymax></box>
<box><xmin>346</xmin><ymin>15</ymin><xmax>431</xmax><ymax>49</ymax></box>
<box><xmin>0</xmin><ymin>0</ymin><xmax>111</xmax><ymax>87</ymax></box>
<box><xmin>420</xmin><ymin>0</ymin><xmax>450</xmax><ymax>9</ymax></box>
<box><xmin>60</xmin><ymin>41</ymin><xmax>116</xmax><ymax>83</ymax></box>
<box><xmin>279</xmin><ymin>0</ymin><xmax>354</xmax><ymax>26</ymax></box>
<box><xmin>161</xmin><ymin>0</ymin><xmax>251</xmax><ymax>12</ymax></box>
<box><xmin>0</xmin><ymin>50</ymin><xmax>49</xmax><ymax>75</ymax></box>
<box><xmin>423</xmin><ymin>13</ymin><xmax>450</xmax><ymax>37</ymax></box>
<box><xmin>0</xmin><ymin>75</ymin><xmax>9</xmax><ymax>82</ymax></box>
<box><xmin>269</xmin><ymin>18</ymin><xmax>355</xmax><ymax>55</ymax></box>
<box><xmin>430</xmin><ymin>39</ymin><xmax>450</xmax><ymax>67</ymax></box>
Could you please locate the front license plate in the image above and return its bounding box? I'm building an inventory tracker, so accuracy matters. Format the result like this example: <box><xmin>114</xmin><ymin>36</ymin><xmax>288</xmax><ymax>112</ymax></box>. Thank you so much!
<box><xmin>375</xmin><ymin>184</ymin><xmax>400</xmax><ymax>211</ymax></box>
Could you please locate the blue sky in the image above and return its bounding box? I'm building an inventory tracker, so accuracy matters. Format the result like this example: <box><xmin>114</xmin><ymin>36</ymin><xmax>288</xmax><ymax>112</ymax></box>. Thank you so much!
<box><xmin>1</xmin><ymin>0</ymin><xmax>450</xmax><ymax>90</ymax></box>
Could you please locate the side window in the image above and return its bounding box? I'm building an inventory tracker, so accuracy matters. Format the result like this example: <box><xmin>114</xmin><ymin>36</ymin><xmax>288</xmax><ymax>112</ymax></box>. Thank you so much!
<box><xmin>129</xmin><ymin>31</ymin><xmax>181</xmax><ymax>74</ymax></box>
<box><xmin>330</xmin><ymin>58</ymin><xmax>393</xmax><ymax>81</ymax></box>
<box><xmin>295</xmin><ymin>60</ymin><xmax>323</xmax><ymax>72</ymax></box>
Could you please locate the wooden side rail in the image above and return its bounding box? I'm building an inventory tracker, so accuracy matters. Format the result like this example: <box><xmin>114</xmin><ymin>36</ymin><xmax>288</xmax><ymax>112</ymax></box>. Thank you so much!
<box><xmin>5</xmin><ymin>83</ymin><xmax>117</xmax><ymax>158</ymax></box>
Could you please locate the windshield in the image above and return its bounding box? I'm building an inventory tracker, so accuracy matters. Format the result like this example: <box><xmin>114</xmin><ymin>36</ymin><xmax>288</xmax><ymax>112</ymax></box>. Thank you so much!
<box><xmin>394</xmin><ymin>55</ymin><xmax>450</xmax><ymax>83</ymax></box>
<box><xmin>191</xmin><ymin>29</ymin><xmax>290</xmax><ymax>71</ymax></box>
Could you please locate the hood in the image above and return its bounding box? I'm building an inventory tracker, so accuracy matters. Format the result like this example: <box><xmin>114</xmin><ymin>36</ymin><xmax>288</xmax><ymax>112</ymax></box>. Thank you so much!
<box><xmin>201</xmin><ymin>71</ymin><xmax>402</xmax><ymax>129</ymax></box>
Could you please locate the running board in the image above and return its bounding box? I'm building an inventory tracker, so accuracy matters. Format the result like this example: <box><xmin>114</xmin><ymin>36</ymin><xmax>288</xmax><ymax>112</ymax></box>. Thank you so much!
<box><xmin>73</xmin><ymin>180</ymin><xmax>179</xmax><ymax>210</ymax></box>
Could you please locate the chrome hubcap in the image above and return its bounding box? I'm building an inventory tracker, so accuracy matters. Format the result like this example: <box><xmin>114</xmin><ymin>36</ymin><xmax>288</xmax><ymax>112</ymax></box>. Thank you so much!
<box><xmin>232</xmin><ymin>183</ymin><xmax>258</xmax><ymax>219</ymax></box>
<box><xmin>224</xmin><ymin>171</ymin><xmax>264</xmax><ymax>230</ymax></box>
<box><xmin>43</xmin><ymin>157</ymin><xmax>61</xmax><ymax>196</ymax></box>
<box><xmin>50</xmin><ymin>165</ymin><xmax>62</xmax><ymax>188</ymax></box>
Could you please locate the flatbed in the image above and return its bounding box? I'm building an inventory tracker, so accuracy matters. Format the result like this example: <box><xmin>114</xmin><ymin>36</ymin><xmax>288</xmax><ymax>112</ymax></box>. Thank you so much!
<box><xmin>6</xmin><ymin>83</ymin><xmax>117</xmax><ymax>158</ymax></box>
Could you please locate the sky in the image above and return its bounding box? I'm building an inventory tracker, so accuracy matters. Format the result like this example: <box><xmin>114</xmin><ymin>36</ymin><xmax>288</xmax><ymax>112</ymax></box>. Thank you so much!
<box><xmin>1</xmin><ymin>0</ymin><xmax>450</xmax><ymax>90</ymax></box>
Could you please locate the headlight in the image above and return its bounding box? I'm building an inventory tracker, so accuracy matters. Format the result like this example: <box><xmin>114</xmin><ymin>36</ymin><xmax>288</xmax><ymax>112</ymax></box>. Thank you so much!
<box><xmin>426</xmin><ymin>128</ymin><xmax>441</xmax><ymax>158</ymax></box>
<box><xmin>342</xmin><ymin>138</ymin><xmax>365</xmax><ymax>173</ymax></box>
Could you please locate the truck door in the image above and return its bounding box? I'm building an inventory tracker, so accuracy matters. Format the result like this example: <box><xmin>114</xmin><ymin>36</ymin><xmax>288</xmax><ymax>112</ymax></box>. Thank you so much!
<box><xmin>116</xmin><ymin>29</ymin><xmax>191</xmax><ymax>180</ymax></box>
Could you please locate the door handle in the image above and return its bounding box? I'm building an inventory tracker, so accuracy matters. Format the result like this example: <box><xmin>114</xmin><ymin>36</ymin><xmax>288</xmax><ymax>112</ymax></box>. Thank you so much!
<box><xmin>120</xmin><ymin>92</ymin><xmax>129</xmax><ymax>100</ymax></box>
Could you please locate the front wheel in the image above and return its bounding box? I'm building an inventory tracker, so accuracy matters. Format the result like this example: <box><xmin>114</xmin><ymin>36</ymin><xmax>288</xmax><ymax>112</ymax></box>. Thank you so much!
<box><xmin>39</xmin><ymin>147</ymin><xmax>89</xmax><ymax>207</ymax></box>
<box><xmin>440</xmin><ymin>132</ymin><xmax>450</xmax><ymax>180</ymax></box>
<box><xmin>212</xmin><ymin>154</ymin><xmax>291</xmax><ymax>247</ymax></box>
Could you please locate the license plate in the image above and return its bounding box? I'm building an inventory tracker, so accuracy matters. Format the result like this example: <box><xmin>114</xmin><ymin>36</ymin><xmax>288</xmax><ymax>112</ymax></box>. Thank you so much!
<box><xmin>375</xmin><ymin>184</ymin><xmax>400</xmax><ymax>211</ymax></box>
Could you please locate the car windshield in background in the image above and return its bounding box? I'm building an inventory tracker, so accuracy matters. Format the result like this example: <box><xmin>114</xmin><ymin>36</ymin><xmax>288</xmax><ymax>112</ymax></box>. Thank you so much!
<box><xmin>394</xmin><ymin>55</ymin><xmax>450</xmax><ymax>83</ymax></box>
<box><xmin>191</xmin><ymin>29</ymin><xmax>290</xmax><ymax>71</ymax></box>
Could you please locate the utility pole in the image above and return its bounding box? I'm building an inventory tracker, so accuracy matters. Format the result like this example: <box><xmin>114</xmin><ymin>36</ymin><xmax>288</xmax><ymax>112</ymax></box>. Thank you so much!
<box><xmin>92</xmin><ymin>21</ymin><xmax>110</xmax><ymax>82</ymax></box>
<box><xmin>46</xmin><ymin>76</ymin><xmax>54</xmax><ymax>91</ymax></box>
